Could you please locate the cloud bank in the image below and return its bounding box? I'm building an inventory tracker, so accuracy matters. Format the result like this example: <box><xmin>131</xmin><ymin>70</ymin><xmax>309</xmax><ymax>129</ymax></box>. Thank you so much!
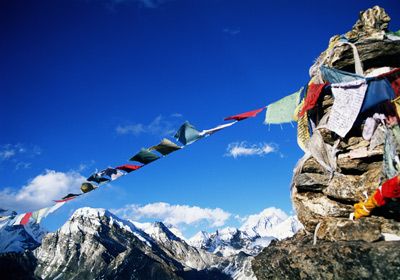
<box><xmin>112</xmin><ymin>202</ymin><xmax>231</xmax><ymax>227</ymax></box>
<box><xmin>0</xmin><ymin>170</ymin><xmax>85</xmax><ymax>212</ymax></box>
<box><xmin>116</xmin><ymin>114</ymin><xmax>182</xmax><ymax>137</ymax></box>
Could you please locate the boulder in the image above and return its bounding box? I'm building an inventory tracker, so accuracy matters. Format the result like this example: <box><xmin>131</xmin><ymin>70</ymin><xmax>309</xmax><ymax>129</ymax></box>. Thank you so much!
<box><xmin>253</xmin><ymin>231</ymin><xmax>400</xmax><ymax>280</ymax></box>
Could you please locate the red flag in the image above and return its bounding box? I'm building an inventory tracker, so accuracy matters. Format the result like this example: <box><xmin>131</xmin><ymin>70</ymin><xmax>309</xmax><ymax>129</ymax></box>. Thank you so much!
<box><xmin>224</xmin><ymin>107</ymin><xmax>265</xmax><ymax>121</ymax></box>
<box><xmin>20</xmin><ymin>212</ymin><xmax>32</xmax><ymax>225</ymax></box>
<box><xmin>379</xmin><ymin>68</ymin><xmax>400</xmax><ymax>97</ymax></box>
<box><xmin>116</xmin><ymin>164</ymin><xmax>143</xmax><ymax>173</ymax></box>
<box><xmin>298</xmin><ymin>83</ymin><xmax>327</xmax><ymax>117</ymax></box>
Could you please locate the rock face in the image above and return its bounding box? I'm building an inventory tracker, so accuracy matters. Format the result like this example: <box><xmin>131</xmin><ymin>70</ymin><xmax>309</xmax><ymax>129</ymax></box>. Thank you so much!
<box><xmin>253</xmin><ymin>231</ymin><xmax>400</xmax><ymax>280</ymax></box>
<box><xmin>254</xmin><ymin>6</ymin><xmax>400</xmax><ymax>279</ymax></box>
<box><xmin>34</xmin><ymin>208</ymin><xmax>184</xmax><ymax>280</ymax></box>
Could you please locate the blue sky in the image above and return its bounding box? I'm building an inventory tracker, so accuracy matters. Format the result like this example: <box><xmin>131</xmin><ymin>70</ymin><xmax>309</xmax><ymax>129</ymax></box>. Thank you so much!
<box><xmin>1</xmin><ymin>0</ymin><xmax>399</xmax><ymax>238</ymax></box>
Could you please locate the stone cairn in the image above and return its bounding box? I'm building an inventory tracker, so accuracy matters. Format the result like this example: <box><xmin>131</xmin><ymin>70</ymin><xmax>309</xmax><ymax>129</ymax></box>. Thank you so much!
<box><xmin>292</xmin><ymin>5</ymin><xmax>400</xmax><ymax>243</ymax></box>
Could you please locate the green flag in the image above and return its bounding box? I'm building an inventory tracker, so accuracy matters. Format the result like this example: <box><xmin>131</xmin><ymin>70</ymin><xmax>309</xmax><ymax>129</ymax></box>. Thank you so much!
<box><xmin>264</xmin><ymin>88</ymin><xmax>302</xmax><ymax>124</ymax></box>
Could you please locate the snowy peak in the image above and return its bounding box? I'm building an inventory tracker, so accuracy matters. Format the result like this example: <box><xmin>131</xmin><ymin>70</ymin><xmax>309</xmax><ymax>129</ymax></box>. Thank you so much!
<box><xmin>131</xmin><ymin>221</ymin><xmax>182</xmax><ymax>243</ymax></box>
<box><xmin>189</xmin><ymin>208</ymin><xmax>303</xmax><ymax>257</ymax></box>
<box><xmin>188</xmin><ymin>231</ymin><xmax>211</xmax><ymax>248</ymax></box>
<box><xmin>240</xmin><ymin>207</ymin><xmax>292</xmax><ymax>238</ymax></box>
<box><xmin>60</xmin><ymin>207</ymin><xmax>152</xmax><ymax>246</ymax></box>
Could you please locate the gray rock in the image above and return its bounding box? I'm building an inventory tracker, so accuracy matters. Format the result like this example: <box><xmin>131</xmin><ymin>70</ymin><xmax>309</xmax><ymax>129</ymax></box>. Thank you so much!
<box><xmin>316</xmin><ymin>217</ymin><xmax>381</xmax><ymax>242</ymax></box>
<box><xmin>252</xmin><ymin>231</ymin><xmax>400</xmax><ymax>280</ymax></box>
<box><xmin>323</xmin><ymin>167</ymin><xmax>381</xmax><ymax>203</ymax></box>
<box><xmin>294</xmin><ymin>173</ymin><xmax>329</xmax><ymax>192</ymax></box>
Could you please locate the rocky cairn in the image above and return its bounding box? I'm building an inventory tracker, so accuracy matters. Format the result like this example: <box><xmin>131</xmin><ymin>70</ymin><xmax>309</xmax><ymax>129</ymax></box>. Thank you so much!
<box><xmin>254</xmin><ymin>6</ymin><xmax>400</xmax><ymax>280</ymax></box>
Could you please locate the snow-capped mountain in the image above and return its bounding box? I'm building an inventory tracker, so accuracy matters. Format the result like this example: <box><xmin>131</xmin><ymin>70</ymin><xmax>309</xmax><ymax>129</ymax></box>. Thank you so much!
<box><xmin>33</xmin><ymin>207</ymin><xmax>230</xmax><ymax>280</ymax></box>
<box><xmin>189</xmin><ymin>227</ymin><xmax>259</xmax><ymax>257</ymax></box>
<box><xmin>0</xmin><ymin>212</ymin><xmax>47</xmax><ymax>253</ymax></box>
<box><xmin>189</xmin><ymin>207</ymin><xmax>303</xmax><ymax>257</ymax></box>
<box><xmin>131</xmin><ymin>220</ymin><xmax>220</xmax><ymax>271</ymax></box>
<box><xmin>0</xmin><ymin>207</ymin><xmax>301</xmax><ymax>279</ymax></box>
<box><xmin>240</xmin><ymin>207</ymin><xmax>295</xmax><ymax>238</ymax></box>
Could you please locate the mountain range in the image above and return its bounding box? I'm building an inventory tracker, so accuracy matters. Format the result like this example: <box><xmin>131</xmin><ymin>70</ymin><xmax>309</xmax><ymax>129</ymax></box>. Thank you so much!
<box><xmin>0</xmin><ymin>207</ymin><xmax>302</xmax><ymax>279</ymax></box>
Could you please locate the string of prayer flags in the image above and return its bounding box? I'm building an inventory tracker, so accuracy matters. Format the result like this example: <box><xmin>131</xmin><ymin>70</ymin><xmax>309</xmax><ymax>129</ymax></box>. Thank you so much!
<box><xmin>130</xmin><ymin>148</ymin><xmax>160</xmax><ymax>164</ymax></box>
<box><xmin>174</xmin><ymin>121</ymin><xmax>203</xmax><ymax>145</ymax></box>
<box><xmin>149</xmin><ymin>138</ymin><xmax>182</xmax><ymax>155</ymax></box>
<box><xmin>116</xmin><ymin>164</ymin><xmax>142</xmax><ymax>173</ymax></box>
<box><xmin>224</xmin><ymin>107</ymin><xmax>265</xmax><ymax>121</ymax></box>
<box><xmin>327</xmin><ymin>79</ymin><xmax>367</xmax><ymax>138</ymax></box>
<box><xmin>298</xmin><ymin>83</ymin><xmax>327</xmax><ymax>118</ymax></box>
<box><xmin>264</xmin><ymin>88</ymin><xmax>302</xmax><ymax>124</ymax></box>
<box><xmin>81</xmin><ymin>182</ymin><xmax>96</xmax><ymax>193</ymax></box>
<box><xmin>199</xmin><ymin>122</ymin><xmax>237</xmax><ymax>137</ymax></box>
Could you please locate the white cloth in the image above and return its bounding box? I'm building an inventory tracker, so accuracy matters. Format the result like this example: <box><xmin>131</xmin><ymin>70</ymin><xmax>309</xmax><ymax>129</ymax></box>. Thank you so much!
<box><xmin>110</xmin><ymin>169</ymin><xmax>125</xmax><ymax>181</ymax></box>
<box><xmin>327</xmin><ymin>79</ymin><xmax>368</xmax><ymax>138</ymax></box>
<box><xmin>340</xmin><ymin>42</ymin><xmax>364</xmax><ymax>76</ymax></box>
<box><xmin>369</xmin><ymin>124</ymin><xmax>386</xmax><ymax>151</ymax></box>
<box><xmin>12</xmin><ymin>214</ymin><xmax>24</xmax><ymax>225</ymax></box>
<box><xmin>199</xmin><ymin>121</ymin><xmax>237</xmax><ymax>136</ymax></box>
<box><xmin>33</xmin><ymin>201</ymin><xmax>66</xmax><ymax>224</ymax></box>
<box><xmin>362</xmin><ymin>113</ymin><xmax>386</xmax><ymax>141</ymax></box>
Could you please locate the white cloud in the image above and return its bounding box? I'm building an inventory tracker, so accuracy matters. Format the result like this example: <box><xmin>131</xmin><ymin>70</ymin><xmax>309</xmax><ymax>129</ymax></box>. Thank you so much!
<box><xmin>0</xmin><ymin>144</ymin><xmax>42</xmax><ymax>170</ymax></box>
<box><xmin>0</xmin><ymin>144</ymin><xmax>41</xmax><ymax>161</ymax></box>
<box><xmin>15</xmin><ymin>162</ymin><xmax>32</xmax><ymax>170</ymax></box>
<box><xmin>112</xmin><ymin>202</ymin><xmax>231</xmax><ymax>227</ymax></box>
<box><xmin>222</xmin><ymin>28</ymin><xmax>241</xmax><ymax>36</ymax></box>
<box><xmin>225</xmin><ymin>142</ymin><xmax>278</xmax><ymax>158</ymax></box>
<box><xmin>0</xmin><ymin>170</ymin><xmax>85</xmax><ymax>212</ymax></box>
<box><xmin>0</xmin><ymin>149</ymin><xmax>16</xmax><ymax>160</ymax></box>
<box><xmin>116</xmin><ymin>114</ymin><xmax>182</xmax><ymax>137</ymax></box>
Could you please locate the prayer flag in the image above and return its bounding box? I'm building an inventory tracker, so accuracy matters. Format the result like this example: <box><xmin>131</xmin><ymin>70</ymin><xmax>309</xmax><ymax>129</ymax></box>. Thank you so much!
<box><xmin>81</xmin><ymin>182</ymin><xmax>96</xmax><ymax>193</ymax></box>
<box><xmin>361</xmin><ymin>78</ymin><xmax>395</xmax><ymax>112</ymax></box>
<box><xmin>116</xmin><ymin>164</ymin><xmax>142</xmax><ymax>173</ymax></box>
<box><xmin>199</xmin><ymin>122</ymin><xmax>237</xmax><ymax>136</ymax></box>
<box><xmin>149</xmin><ymin>138</ymin><xmax>182</xmax><ymax>155</ymax></box>
<box><xmin>174</xmin><ymin>121</ymin><xmax>203</xmax><ymax>145</ymax></box>
<box><xmin>224</xmin><ymin>107</ymin><xmax>264</xmax><ymax>121</ymax></box>
<box><xmin>87</xmin><ymin>172</ymin><xmax>110</xmax><ymax>184</ymax></box>
<box><xmin>298</xmin><ymin>83</ymin><xmax>327</xmax><ymax>117</ymax></box>
<box><xmin>54</xmin><ymin>193</ymin><xmax>81</xmax><ymax>203</ymax></box>
<box><xmin>130</xmin><ymin>149</ymin><xmax>160</xmax><ymax>164</ymax></box>
<box><xmin>320</xmin><ymin>65</ymin><xmax>363</xmax><ymax>84</ymax></box>
<box><xmin>379</xmin><ymin>68</ymin><xmax>400</xmax><ymax>97</ymax></box>
<box><xmin>327</xmin><ymin>79</ymin><xmax>367</xmax><ymax>138</ymax></box>
<box><xmin>265</xmin><ymin>88</ymin><xmax>302</xmax><ymax>124</ymax></box>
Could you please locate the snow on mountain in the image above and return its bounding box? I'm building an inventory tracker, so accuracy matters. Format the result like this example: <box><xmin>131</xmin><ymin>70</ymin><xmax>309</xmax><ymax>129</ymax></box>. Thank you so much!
<box><xmin>240</xmin><ymin>207</ymin><xmax>289</xmax><ymax>238</ymax></box>
<box><xmin>189</xmin><ymin>227</ymin><xmax>258</xmax><ymax>257</ymax></box>
<box><xmin>59</xmin><ymin>207</ymin><xmax>152</xmax><ymax>246</ymax></box>
<box><xmin>189</xmin><ymin>207</ymin><xmax>303</xmax><ymax>258</ymax></box>
<box><xmin>131</xmin><ymin>221</ymin><xmax>186</xmax><ymax>241</ymax></box>
<box><xmin>0</xmin><ymin>213</ymin><xmax>47</xmax><ymax>253</ymax></box>
<box><xmin>188</xmin><ymin>230</ymin><xmax>211</xmax><ymax>249</ymax></box>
